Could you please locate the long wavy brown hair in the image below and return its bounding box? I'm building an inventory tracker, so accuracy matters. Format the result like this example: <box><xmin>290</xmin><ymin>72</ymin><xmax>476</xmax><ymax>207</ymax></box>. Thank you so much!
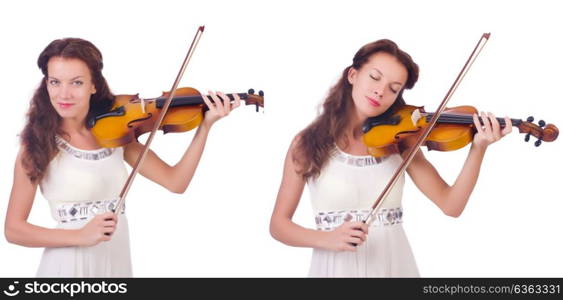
<box><xmin>294</xmin><ymin>39</ymin><xmax>419</xmax><ymax>180</ymax></box>
<box><xmin>20</xmin><ymin>38</ymin><xmax>115</xmax><ymax>183</ymax></box>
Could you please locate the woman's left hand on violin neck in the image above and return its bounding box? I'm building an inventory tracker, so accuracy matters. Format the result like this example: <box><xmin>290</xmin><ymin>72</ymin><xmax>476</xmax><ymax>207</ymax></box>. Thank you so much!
<box><xmin>200</xmin><ymin>91</ymin><xmax>241</xmax><ymax>129</ymax></box>
<box><xmin>471</xmin><ymin>111</ymin><xmax>512</xmax><ymax>150</ymax></box>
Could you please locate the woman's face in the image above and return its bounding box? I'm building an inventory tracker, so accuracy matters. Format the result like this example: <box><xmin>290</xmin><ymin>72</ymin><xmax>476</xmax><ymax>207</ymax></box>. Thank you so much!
<box><xmin>46</xmin><ymin>57</ymin><xmax>96</xmax><ymax>122</ymax></box>
<box><xmin>348</xmin><ymin>52</ymin><xmax>407</xmax><ymax>120</ymax></box>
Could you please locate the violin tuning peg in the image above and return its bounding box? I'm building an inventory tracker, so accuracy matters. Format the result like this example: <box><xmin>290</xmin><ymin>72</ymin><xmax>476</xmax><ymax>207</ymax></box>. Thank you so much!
<box><xmin>248</xmin><ymin>88</ymin><xmax>255</xmax><ymax>95</ymax></box>
<box><xmin>255</xmin><ymin>104</ymin><xmax>259</xmax><ymax>112</ymax></box>
<box><xmin>527</xmin><ymin>116</ymin><xmax>534</xmax><ymax>122</ymax></box>
<box><xmin>535</xmin><ymin>139</ymin><xmax>542</xmax><ymax>147</ymax></box>
<box><xmin>258</xmin><ymin>90</ymin><xmax>264</xmax><ymax>97</ymax></box>
<box><xmin>525</xmin><ymin>133</ymin><xmax>531</xmax><ymax>142</ymax></box>
<box><xmin>538</xmin><ymin>120</ymin><xmax>546</xmax><ymax>127</ymax></box>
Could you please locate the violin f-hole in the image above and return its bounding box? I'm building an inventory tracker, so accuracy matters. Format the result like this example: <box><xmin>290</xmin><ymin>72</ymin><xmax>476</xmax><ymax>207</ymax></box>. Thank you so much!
<box><xmin>127</xmin><ymin>113</ymin><xmax>153</xmax><ymax>129</ymax></box>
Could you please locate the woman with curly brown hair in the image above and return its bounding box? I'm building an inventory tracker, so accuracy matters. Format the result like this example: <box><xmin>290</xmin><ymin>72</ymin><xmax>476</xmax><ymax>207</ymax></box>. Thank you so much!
<box><xmin>4</xmin><ymin>38</ymin><xmax>240</xmax><ymax>277</ymax></box>
<box><xmin>270</xmin><ymin>39</ymin><xmax>512</xmax><ymax>277</ymax></box>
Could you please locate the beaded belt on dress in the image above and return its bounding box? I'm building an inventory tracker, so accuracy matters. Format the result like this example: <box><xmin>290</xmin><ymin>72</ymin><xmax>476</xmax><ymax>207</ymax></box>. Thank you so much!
<box><xmin>314</xmin><ymin>207</ymin><xmax>403</xmax><ymax>231</ymax></box>
<box><xmin>54</xmin><ymin>198</ymin><xmax>124</xmax><ymax>223</ymax></box>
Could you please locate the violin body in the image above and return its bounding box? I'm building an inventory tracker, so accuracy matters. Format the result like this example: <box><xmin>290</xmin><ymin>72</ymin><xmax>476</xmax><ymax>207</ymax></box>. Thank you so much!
<box><xmin>362</xmin><ymin>105</ymin><xmax>558</xmax><ymax>158</ymax></box>
<box><xmin>90</xmin><ymin>87</ymin><xmax>264</xmax><ymax>148</ymax></box>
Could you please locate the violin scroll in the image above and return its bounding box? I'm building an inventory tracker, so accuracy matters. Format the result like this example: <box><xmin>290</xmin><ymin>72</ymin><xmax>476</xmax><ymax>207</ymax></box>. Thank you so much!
<box><xmin>245</xmin><ymin>88</ymin><xmax>265</xmax><ymax>112</ymax></box>
<box><xmin>517</xmin><ymin>116</ymin><xmax>559</xmax><ymax>147</ymax></box>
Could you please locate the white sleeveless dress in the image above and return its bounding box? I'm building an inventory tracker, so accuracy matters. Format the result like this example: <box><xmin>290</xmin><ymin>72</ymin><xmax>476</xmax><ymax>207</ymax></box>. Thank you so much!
<box><xmin>36</xmin><ymin>136</ymin><xmax>132</xmax><ymax>277</ymax></box>
<box><xmin>307</xmin><ymin>147</ymin><xmax>419</xmax><ymax>277</ymax></box>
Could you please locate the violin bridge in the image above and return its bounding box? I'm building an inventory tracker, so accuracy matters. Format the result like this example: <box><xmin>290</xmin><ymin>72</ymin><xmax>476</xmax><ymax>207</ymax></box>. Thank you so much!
<box><xmin>411</xmin><ymin>108</ymin><xmax>422</xmax><ymax>126</ymax></box>
<box><xmin>140</xmin><ymin>98</ymin><xmax>146</xmax><ymax>114</ymax></box>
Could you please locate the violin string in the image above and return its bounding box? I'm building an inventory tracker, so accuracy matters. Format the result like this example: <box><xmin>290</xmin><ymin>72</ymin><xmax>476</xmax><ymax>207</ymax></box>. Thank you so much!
<box><xmin>153</xmin><ymin>93</ymin><xmax>248</xmax><ymax>107</ymax></box>
<box><xmin>425</xmin><ymin>113</ymin><xmax>515</xmax><ymax>126</ymax></box>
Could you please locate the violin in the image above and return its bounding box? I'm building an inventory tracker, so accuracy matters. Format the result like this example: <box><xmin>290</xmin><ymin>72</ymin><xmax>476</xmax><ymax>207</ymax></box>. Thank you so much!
<box><xmin>89</xmin><ymin>87</ymin><xmax>264</xmax><ymax>148</ymax></box>
<box><xmin>362</xmin><ymin>104</ymin><xmax>559</xmax><ymax>158</ymax></box>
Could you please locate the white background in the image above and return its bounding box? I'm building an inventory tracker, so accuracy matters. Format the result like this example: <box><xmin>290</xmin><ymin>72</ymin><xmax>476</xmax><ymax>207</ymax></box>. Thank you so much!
<box><xmin>1</xmin><ymin>0</ymin><xmax>562</xmax><ymax>277</ymax></box>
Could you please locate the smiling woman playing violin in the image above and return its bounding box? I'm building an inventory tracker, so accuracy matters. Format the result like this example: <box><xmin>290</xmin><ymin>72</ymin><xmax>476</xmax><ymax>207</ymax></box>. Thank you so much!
<box><xmin>269</xmin><ymin>39</ymin><xmax>513</xmax><ymax>277</ymax></box>
<box><xmin>4</xmin><ymin>38</ymin><xmax>240</xmax><ymax>277</ymax></box>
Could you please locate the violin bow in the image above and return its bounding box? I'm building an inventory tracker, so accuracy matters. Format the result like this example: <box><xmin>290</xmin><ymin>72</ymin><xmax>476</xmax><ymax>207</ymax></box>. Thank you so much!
<box><xmin>112</xmin><ymin>26</ymin><xmax>205</xmax><ymax>215</ymax></box>
<box><xmin>363</xmin><ymin>33</ymin><xmax>490</xmax><ymax>226</ymax></box>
